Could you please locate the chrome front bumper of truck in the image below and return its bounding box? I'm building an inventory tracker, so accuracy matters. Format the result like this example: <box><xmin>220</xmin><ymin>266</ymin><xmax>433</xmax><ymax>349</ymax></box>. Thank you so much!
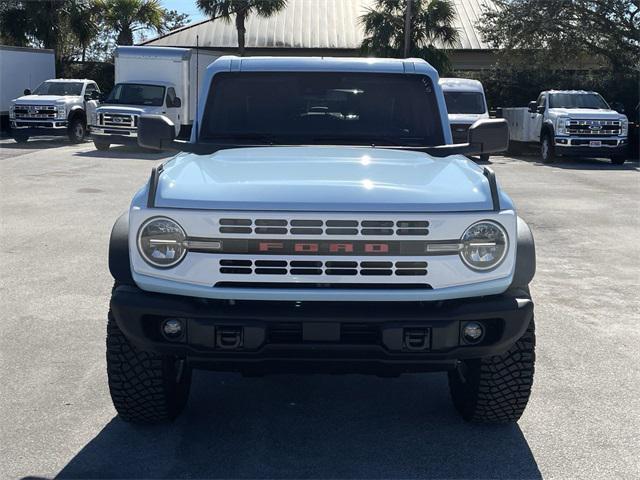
<box><xmin>555</xmin><ymin>136</ymin><xmax>628</xmax><ymax>156</ymax></box>
<box><xmin>110</xmin><ymin>284</ymin><xmax>534</xmax><ymax>374</ymax></box>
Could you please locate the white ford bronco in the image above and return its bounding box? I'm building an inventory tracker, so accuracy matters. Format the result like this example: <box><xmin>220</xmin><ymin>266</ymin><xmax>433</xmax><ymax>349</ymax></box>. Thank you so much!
<box><xmin>107</xmin><ymin>57</ymin><xmax>536</xmax><ymax>424</ymax></box>
<box><xmin>10</xmin><ymin>78</ymin><xmax>100</xmax><ymax>143</ymax></box>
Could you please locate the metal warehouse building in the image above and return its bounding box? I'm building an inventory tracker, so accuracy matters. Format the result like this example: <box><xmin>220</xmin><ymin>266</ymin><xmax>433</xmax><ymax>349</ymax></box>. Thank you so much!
<box><xmin>142</xmin><ymin>0</ymin><xmax>498</xmax><ymax>71</ymax></box>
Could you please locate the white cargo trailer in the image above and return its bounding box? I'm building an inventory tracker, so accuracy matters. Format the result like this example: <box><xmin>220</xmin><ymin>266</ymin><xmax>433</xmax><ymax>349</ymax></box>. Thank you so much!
<box><xmin>0</xmin><ymin>45</ymin><xmax>55</xmax><ymax>129</ymax></box>
<box><xmin>91</xmin><ymin>46</ymin><xmax>219</xmax><ymax>150</ymax></box>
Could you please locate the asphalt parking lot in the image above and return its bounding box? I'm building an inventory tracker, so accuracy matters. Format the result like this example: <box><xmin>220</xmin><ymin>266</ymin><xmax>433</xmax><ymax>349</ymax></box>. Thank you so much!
<box><xmin>1</xmin><ymin>137</ymin><xmax>639</xmax><ymax>480</ymax></box>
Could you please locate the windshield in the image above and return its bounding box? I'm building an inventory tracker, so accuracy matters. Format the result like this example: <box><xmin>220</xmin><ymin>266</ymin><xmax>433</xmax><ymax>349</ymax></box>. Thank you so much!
<box><xmin>106</xmin><ymin>83</ymin><xmax>165</xmax><ymax>106</ymax></box>
<box><xmin>33</xmin><ymin>82</ymin><xmax>83</xmax><ymax>96</ymax></box>
<box><xmin>201</xmin><ymin>72</ymin><xmax>444</xmax><ymax>146</ymax></box>
<box><xmin>443</xmin><ymin>91</ymin><xmax>486</xmax><ymax>114</ymax></box>
<box><xmin>549</xmin><ymin>93</ymin><xmax>609</xmax><ymax>109</ymax></box>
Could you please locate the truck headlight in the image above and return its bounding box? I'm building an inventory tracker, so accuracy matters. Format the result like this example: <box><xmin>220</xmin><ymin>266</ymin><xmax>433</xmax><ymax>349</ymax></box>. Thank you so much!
<box><xmin>460</xmin><ymin>221</ymin><xmax>508</xmax><ymax>271</ymax></box>
<box><xmin>619</xmin><ymin>117</ymin><xmax>628</xmax><ymax>137</ymax></box>
<box><xmin>90</xmin><ymin>112</ymin><xmax>97</xmax><ymax>125</ymax></box>
<box><xmin>9</xmin><ymin>105</ymin><xmax>15</xmax><ymax>119</ymax></box>
<box><xmin>556</xmin><ymin>116</ymin><xmax>570</xmax><ymax>136</ymax></box>
<box><xmin>55</xmin><ymin>106</ymin><xmax>66</xmax><ymax>119</ymax></box>
<box><xmin>137</xmin><ymin>217</ymin><xmax>187</xmax><ymax>268</ymax></box>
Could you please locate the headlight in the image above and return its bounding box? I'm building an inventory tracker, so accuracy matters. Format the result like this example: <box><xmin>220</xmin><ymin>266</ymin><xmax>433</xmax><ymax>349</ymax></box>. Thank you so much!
<box><xmin>55</xmin><ymin>106</ymin><xmax>66</xmax><ymax>119</ymax></box>
<box><xmin>619</xmin><ymin>117</ymin><xmax>628</xmax><ymax>137</ymax></box>
<box><xmin>137</xmin><ymin>217</ymin><xmax>187</xmax><ymax>268</ymax></box>
<box><xmin>556</xmin><ymin>116</ymin><xmax>570</xmax><ymax>136</ymax></box>
<box><xmin>9</xmin><ymin>105</ymin><xmax>15</xmax><ymax>119</ymax></box>
<box><xmin>460</xmin><ymin>221</ymin><xmax>508</xmax><ymax>271</ymax></box>
<box><xmin>90</xmin><ymin>112</ymin><xmax>97</xmax><ymax>125</ymax></box>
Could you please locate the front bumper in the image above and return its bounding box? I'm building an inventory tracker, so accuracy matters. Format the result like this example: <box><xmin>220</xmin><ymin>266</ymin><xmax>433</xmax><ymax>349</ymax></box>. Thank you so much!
<box><xmin>91</xmin><ymin>126</ymin><xmax>138</xmax><ymax>145</ymax></box>
<box><xmin>555</xmin><ymin>136</ymin><xmax>628</xmax><ymax>156</ymax></box>
<box><xmin>11</xmin><ymin>120</ymin><xmax>68</xmax><ymax>135</ymax></box>
<box><xmin>110</xmin><ymin>284</ymin><xmax>534</xmax><ymax>374</ymax></box>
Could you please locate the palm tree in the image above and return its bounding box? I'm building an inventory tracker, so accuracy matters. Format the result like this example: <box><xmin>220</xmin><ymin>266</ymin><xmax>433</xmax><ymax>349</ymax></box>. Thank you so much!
<box><xmin>361</xmin><ymin>0</ymin><xmax>459</xmax><ymax>72</ymax></box>
<box><xmin>196</xmin><ymin>0</ymin><xmax>287</xmax><ymax>56</ymax></box>
<box><xmin>99</xmin><ymin>0</ymin><xmax>166</xmax><ymax>46</ymax></box>
<box><xmin>69</xmin><ymin>1</ymin><xmax>102</xmax><ymax>62</ymax></box>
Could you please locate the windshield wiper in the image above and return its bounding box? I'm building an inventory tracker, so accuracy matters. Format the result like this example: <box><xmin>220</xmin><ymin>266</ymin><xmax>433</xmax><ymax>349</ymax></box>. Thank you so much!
<box><xmin>309</xmin><ymin>135</ymin><xmax>422</xmax><ymax>146</ymax></box>
<box><xmin>206</xmin><ymin>133</ymin><xmax>281</xmax><ymax>144</ymax></box>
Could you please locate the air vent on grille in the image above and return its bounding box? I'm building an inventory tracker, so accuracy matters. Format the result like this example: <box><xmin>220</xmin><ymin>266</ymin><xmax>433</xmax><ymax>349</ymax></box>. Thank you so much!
<box><xmin>219</xmin><ymin>260</ymin><xmax>427</xmax><ymax>276</ymax></box>
<box><xmin>218</xmin><ymin>219</ymin><xmax>429</xmax><ymax>236</ymax></box>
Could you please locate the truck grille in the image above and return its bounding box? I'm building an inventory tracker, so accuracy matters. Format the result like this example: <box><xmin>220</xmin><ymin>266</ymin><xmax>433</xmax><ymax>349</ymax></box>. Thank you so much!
<box><xmin>567</xmin><ymin>119</ymin><xmax>621</xmax><ymax>136</ymax></box>
<box><xmin>13</xmin><ymin>105</ymin><xmax>56</xmax><ymax>119</ymax></box>
<box><xmin>99</xmin><ymin>113</ymin><xmax>137</xmax><ymax>128</ymax></box>
<box><xmin>219</xmin><ymin>219</ymin><xmax>429</xmax><ymax>236</ymax></box>
<box><xmin>219</xmin><ymin>259</ymin><xmax>428</xmax><ymax>276</ymax></box>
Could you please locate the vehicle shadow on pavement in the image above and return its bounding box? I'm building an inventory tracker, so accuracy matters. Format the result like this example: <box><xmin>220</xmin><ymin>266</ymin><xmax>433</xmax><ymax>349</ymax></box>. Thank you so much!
<box><xmin>53</xmin><ymin>372</ymin><xmax>541</xmax><ymax>479</ymax></box>
<box><xmin>508</xmin><ymin>154</ymin><xmax>639</xmax><ymax>171</ymax></box>
<box><xmin>0</xmin><ymin>138</ymin><xmax>77</xmax><ymax>150</ymax></box>
<box><xmin>73</xmin><ymin>145</ymin><xmax>174</xmax><ymax>160</ymax></box>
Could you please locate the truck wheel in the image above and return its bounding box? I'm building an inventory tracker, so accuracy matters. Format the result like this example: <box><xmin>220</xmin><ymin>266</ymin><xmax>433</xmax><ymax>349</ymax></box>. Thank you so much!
<box><xmin>610</xmin><ymin>155</ymin><xmax>626</xmax><ymax>165</ymax></box>
<box><xmin>448</xmin><ymin>318</ymin><xmax>535</xmax><ymax>423</ymax></box>
<box><xmin>106</xmin><ymin>311</ymin><xmax>191</xmax><ymax>424</ymax></box>
<box><xmin>94</xmin><ymin>141</ymin><xmax>110</xmax><ymax>151</ymax></box>
<box><xmin>540</xmin><ymin>134</ymin><xmax>555</xmax><ymax>164</ymax></box>
<box><xmin>12</xmin><ymin>133</ymin><xmax>29</xmax><ymax>143</ymax></box>
<box><xmin>68</xmin><ymin>118</ymin><xmax>86</xmax><ymax>143</ymax></box>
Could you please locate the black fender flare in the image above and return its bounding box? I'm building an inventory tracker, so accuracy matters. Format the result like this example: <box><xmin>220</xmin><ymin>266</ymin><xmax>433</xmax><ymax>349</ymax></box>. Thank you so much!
<box><xmin>540</xmin><ymin>121</ymin><xmax>554</xmax><ymax>142</ymax></box>
<box><xmin>68</xmin><ymin>106</ymin><xmax>86</xmax><ymax>123</ymax></box>
<box><xmin>109</xmin><ymin>211</ymin><xmax>134</xmax><ymax>285</ymax></box>
<box><xmin>510</xmin><ymin>216</ymin><xmax>536</xmax><ymax>289</ymax></box>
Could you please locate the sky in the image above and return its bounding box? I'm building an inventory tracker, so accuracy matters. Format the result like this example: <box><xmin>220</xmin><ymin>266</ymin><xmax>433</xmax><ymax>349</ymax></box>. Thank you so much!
<box><xmin>162</xmin><ymin>0</ymin><xmax>206</xmax><ymax>23</ymax></box>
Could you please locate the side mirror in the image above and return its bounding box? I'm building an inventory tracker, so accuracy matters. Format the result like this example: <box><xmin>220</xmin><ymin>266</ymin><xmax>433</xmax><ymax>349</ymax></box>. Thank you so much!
<box><xmin>91</xmin><ymin>90</ymin><xmax>101</xmax><ymax>100</ymax></box>
<box><xmin>138</xmin><ymin>114</ymin><xmax>176</xmax><ymax>150</ymax></box>
<box><xmin>84</xmin><ymin>94</ymin><xmax>92</xmax><ymax>101</ymax></box>
<box><xmin>173</xmin><ymin>97</ymin><xmax>181</xmax><ymax>108</ymax></box>
<box><xmin>467</xmin><ymin>118</ymin><xmax>509</xmax><ymax>154</ymax></box>
<box><xmin>24</xmin><ymin>88</ymin><xmax>32</xmax><ymax>96</ymax></box>
<box><xmin>537</xmin><ymin>106</ymin><xmax>545</xmax><ymax>114</ymax></box>
<box><xmin>528</xmin><ymin>101</ymin><xmax>537</xmax><ymax>114</ymax></box>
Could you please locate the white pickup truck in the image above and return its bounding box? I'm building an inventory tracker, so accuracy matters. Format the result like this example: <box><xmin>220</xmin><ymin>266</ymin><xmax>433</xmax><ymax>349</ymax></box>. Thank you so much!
<box><xmin>90</xmin><ymin>46</ymin><xmax>217</xmax><ymax>150</ymax></box>
<box><xmin>502</xmin><ymin>90</ymin><xmax>629</xmax><ymax>164</ymax></box>
<box><xmin>10</xmin><ymin>79</ymin><xmax>100</xmax><ymax>143</ymax></box>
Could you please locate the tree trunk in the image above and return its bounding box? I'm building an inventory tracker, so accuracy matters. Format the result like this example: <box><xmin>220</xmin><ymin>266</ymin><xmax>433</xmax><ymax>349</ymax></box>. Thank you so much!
<box><xmin>235</xmin><ymin>10</ymin><xmax>247</xmax><ymax>56</ymax></box>
<box><xmin>117</xmin><ymin>27</ymin><xmax>134</xmax><ymax>46</ymax></box>
<box><xmin>403</xmin><ymin>0</ymin><xmax>412</xmax><ymax>58</ymax></box>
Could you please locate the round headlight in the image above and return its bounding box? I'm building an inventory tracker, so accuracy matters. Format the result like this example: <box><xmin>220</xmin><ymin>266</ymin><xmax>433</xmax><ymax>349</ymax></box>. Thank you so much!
<box><xmin>137</xmin><ymin>217</ymin><xmax>187</xmax><ymax>268</ymax></box>
<box><xmin>460</xmin><ymin>221</ymin><xmax>508</xmax><ymax>271</ymax></box>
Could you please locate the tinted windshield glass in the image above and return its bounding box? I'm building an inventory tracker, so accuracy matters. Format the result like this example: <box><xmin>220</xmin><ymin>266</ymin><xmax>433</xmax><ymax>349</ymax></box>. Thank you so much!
<box><xmin>201</xmin><ymin>72</ymin><xmax>444</xmax><ymax>146</ymax></box>
<box><xmin>106</xmin><ymin>83</ymin><xmax>165</xmax><ymax>106</ymax></box>
<box><xmin>443</xmin><ymin>91</ymin><xmax>486</xmax><ymax>114</ymax></box>
<box><xmin>33</xmin><ymin>82</ymin><xmax>83</xmax><ymax>96</ymax></box>
<box><xmin>549</xmin><ymin>93</ymin><xmax>609</xmax><ymax>109</ymax></box>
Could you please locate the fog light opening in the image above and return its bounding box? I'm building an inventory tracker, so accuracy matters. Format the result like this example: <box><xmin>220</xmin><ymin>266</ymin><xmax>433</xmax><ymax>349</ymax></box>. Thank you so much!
<box><xmin>462</xmin><ymin>322</ymin><xmax>484</xmax><ymax>344</ymax></box>
<box><xmin>162</xmin><ymin>318</ymin><xmax>184</xmax><ymax>340</ymax></box>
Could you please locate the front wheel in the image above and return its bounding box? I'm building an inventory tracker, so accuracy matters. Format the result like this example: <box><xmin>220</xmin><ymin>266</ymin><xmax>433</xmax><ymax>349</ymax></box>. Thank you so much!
<box><xmin>448</xmin><ymin>318</ymin><xmax>536</xmax><ymax>423</ymax></box>
<box><xmin>611</xmin><ymin>155</ymin><xmax>626</xmax><ymax>165</ymax></box>
<box><xmin>68</xmin><ymin>118</ymin><xmax>86</xmax><ymax>143</ymax></box>
<box><xmin>12</xmin><ymin>133</ymin><xmax>29</xmax><ymax>143</ymax></box>
<box><xmin>94</xmin><ymin>141</ymin><xmax>110</xmax><ymax>151</ymax></box>
<box><xmin>106</xmin><ymin>311</ymin><xmax>191</xmax><ymax>424</ymax></box>
<box><xmin>540</xmin><ymin>134</ymin><xmax>555</xmax><ymax>164</ymax></box>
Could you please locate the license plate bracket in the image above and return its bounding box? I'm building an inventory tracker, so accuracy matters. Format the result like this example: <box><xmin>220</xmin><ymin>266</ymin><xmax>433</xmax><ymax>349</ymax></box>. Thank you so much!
<box><xmin>589</xmin><ymin>140</ymin><xmax>602</xmax><ymax>147</ymax></box>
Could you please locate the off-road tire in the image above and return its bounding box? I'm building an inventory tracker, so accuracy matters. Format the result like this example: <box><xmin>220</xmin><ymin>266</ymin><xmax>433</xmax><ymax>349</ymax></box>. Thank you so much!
<box><xmin>68</xmin><ymin>117</ymin><xmax>86</xmax><ymax>143</ymax></box>
<box><xmin>448</xmin><ymin>318</ymin><xmax>535</xmax><ymax>423</ymax></box>
<box><xmin>610</xmin><ymin>155</ymin><xmax>626</xmax><ymax>165</ymax></box>
<box><xmin>540</xmin><ymin>133</ymin><xmax>555</xmax><ymax>164</ymax></box>
<box><xmin>106</xmin><ymin>312</ymin><xmax>191</xmax><ymax>424</ymax></box>
<box><xmin>94</xmin><ymin>141</ymin><xmax>110</xmax><ymax>151</ymax></box>
<box><xmin>12</xmin><ymin>133</ymin><xmax>29</xmax><ymax>143</ymax></box>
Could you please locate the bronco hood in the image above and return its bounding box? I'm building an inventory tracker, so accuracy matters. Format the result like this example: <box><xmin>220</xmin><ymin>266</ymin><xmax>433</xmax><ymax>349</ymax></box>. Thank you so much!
<box><xmin>152</xmin><ymin>147</ymin><xmax>499</xmax><ymax>212</ymax></box>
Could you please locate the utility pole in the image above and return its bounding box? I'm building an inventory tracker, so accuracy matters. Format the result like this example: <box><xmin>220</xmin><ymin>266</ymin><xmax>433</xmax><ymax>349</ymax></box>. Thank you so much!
<box><xmin>403</xmin><ymin>0</ymin><xmax>413</xmax><ymax>58</ymax></box>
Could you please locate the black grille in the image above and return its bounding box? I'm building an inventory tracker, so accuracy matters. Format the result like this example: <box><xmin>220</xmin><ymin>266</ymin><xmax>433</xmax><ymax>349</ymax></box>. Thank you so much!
<box><xmin>267</xmin><ymin>322</ymin><xmax>380</xmax><ymax>345</ymax></box>
<box><xmin>219</xmin><ymin>259</ymin><xmax>427</xmax><ymax>276</ymax></box>
<box><xmin>218</xmin><ymin>218</ymin><xmax>429</xmax><ymax>236</ymax></box>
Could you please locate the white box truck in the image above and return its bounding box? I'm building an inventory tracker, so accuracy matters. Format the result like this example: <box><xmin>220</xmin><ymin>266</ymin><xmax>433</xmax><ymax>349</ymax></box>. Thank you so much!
<box><xmin>439</xmin><ymin>78</ymin><xmax>491</xmax><ymax>161</ymax></box>
<box><xmin>0</xmin><ymin>45</ymin><xmax>55</xmax><ymax>131</ymax></box>
<box><xmin>90</xmin><ymin>46</ymin><xmax>218</xmax><ymax>150</ymax></box>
